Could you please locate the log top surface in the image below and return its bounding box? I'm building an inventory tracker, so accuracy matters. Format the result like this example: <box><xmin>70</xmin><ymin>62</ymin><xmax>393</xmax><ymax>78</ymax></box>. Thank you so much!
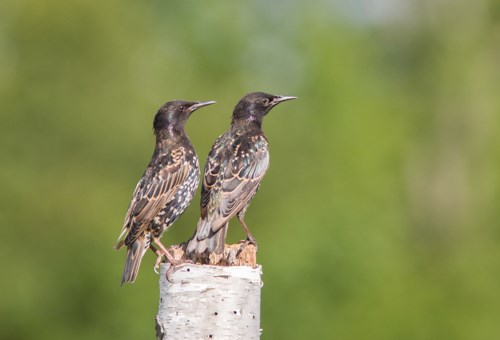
<box><xmin>168</xmin><ymin>242</ymin><xmax>258</xmax><ymax>267</ymax></box>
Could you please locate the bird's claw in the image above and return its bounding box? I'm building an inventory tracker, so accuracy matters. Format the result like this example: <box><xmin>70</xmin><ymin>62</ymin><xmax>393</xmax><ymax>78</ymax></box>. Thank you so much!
<box><xmin>247</xmin><ymin>236</ymin><xmax>258</xmax><ymax>249</ymax></box>
<box><xmin>237</xmin><ymin>237</ymin><xmax>258</xmax><ymax>256</ymax></box>
<box><xmin>154</xmin><ymin>259</ymin><xmax>162</xmax><ymax>274</ymax></box>
<box><xmin>165</xmin><ymin>258</ymin><xmax>194</xmax><ymax>282</ymax></box>
<box><xmin>153</xmin><ymin>251</ymin><xmax>166</xmax><ymax>274</ymax></box>
<box><xmin>244</xmin><ymin>236</ymin><xmax>258</xmax><ymax>249</ymax></box>
<box><xmin>165</xmin><ymin>265</ymin><xmax>174</xmax><ymax>282</ymax></box>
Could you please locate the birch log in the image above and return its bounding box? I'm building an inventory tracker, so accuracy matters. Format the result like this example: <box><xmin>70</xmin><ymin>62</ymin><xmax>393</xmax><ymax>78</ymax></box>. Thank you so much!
<box><xmin>155</xmin><ymin>244</ymin><xmax>262</xmax><ymax>340</ymax></box>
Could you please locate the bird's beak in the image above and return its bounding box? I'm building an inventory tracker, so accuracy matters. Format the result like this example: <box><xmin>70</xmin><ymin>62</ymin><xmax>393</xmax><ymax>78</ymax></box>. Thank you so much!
<box><xmin>189</xmin><ymin>100</ymin><xmax>216</xmax><ymax>112</ymax></box>
<box><xmin>271</xmin><ymin>95</ymin><xmax>297</xmax><ymax>106</ymax></box>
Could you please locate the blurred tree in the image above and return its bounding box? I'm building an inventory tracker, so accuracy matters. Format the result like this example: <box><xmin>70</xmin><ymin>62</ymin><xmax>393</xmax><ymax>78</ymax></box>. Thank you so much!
<box><xmin>0</xmin><ymin>0</ymin><xmax>499</xmax><ymax>339</ymax></box>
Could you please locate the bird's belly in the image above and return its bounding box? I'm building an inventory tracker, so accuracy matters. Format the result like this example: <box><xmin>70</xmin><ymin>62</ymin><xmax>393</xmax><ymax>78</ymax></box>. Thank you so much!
<box><xmin>152</xmin><ymin>169</ymin><xmax>199</xmax><ymax>236</ymax></box>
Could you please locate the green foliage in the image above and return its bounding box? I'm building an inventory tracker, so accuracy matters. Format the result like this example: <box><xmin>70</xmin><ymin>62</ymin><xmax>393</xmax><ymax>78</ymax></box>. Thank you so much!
<box><xmin>1</xmin><ymin>0</ymin><xmax>499</xmax><ymax>339</ymax></box>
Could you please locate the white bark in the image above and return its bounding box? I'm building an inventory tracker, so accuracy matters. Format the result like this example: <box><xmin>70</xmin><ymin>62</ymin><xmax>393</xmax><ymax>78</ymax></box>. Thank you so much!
<box><xmin>156</xmin><ymin>263</ymin><xmax>263</xmax><ymax>340</ymax></box>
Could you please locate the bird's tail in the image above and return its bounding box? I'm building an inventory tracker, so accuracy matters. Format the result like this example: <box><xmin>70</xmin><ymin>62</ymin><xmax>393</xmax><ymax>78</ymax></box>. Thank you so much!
<box><xmin>186</xmin><ymin>220</ymin><xmax>228</xmax><ymax>256</ymax></box>
<box><xmin>186</xmin><ymin>218</ymin><xmax>210</xmax><ymax>255</ymax></box>
<box><xmin>121</xmin><ymin>236</ymin><xmax>149</xmax><ymax>285</ymax></box>
<box><xmin>207</xmin><ymin>223</ymin><xmax>228</xmax><ymax>254</ymax></box>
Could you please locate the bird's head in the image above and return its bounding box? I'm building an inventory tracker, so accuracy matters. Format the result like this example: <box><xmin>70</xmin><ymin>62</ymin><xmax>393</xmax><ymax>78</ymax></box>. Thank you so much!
<box><xmin>232</xmin><ymin>92</ymin><xmax>296</xmax><ymax>126</ymax></box>
<box><xmin>153</xmin><ymin>100</ymin><xmax>215</xmax><ymax>135</ymax></box>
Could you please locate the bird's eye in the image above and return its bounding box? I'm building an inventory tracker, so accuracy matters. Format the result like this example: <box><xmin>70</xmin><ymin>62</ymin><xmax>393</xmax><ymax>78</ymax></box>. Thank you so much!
<box><xmin>262</xmin><ymin>98</ymin><xmax>269</xmax><ymax>105</ymax></box>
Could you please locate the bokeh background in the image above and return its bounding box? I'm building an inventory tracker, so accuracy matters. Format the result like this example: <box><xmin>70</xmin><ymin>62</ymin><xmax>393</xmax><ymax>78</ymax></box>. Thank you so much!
<box><xmin>1</xmin><ymin>0</ymin><xmax>499</xmax><ymax>339</ymax></box>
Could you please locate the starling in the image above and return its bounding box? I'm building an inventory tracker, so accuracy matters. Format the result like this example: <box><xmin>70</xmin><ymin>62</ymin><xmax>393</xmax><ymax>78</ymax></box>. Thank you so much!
<box><xmin>116</xmin><ymin>100</ymin><xmax>215</xmax><ymax>284</ymax></box>
<box><xmin>186</xmin><ymin>92</ymin><xmax>296</xmax><ymax>256</ymax></box>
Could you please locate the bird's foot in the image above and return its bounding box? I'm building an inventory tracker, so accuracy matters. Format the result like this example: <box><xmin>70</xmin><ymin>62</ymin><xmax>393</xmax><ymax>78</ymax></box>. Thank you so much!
<box><xmin>247</xmin><ymin>235</ymin><xmax>258</xmax><ymax>249</ymax></box>
<box><xmin>152</xmin><ymin>247</ymin><xmax>177</xmax><ymax>275</ymax></box>
<box><xmin>165</xmin><ymin>258</ymin><xmax>194</xmax><ymax>282</ymax></box>
<box><xmin>153</xmin><ymin>253</ymin><xmax>164</xmax><ymax>274</ymax></box>
<box><xmin>237</xmin><ymin>237</ymin><xmax>258</xmax><ymax>256</ymax></box>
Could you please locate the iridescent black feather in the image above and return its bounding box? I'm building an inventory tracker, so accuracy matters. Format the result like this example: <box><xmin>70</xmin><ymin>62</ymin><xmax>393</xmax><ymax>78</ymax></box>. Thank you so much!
<box><xmin>187</xmin><ymin>92</ymin><xmax>296</xmax><ymax>255</ymax></box>
<box><xmin>116</xmin><ymin>100</ymin><xmax>214</xmax><ymax>284</ymax></box>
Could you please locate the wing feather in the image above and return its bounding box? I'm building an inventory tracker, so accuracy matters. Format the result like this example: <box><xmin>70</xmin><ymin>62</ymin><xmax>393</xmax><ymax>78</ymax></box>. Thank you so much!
<box><xmin>198</xmin><ymin>133</ymin><xmax>269</xmax><ymax>238</ymax></box>
<box><xmin>116</xmin><ymin>148</ymin><xmax>190</xmax><ymax>246</ymax></box>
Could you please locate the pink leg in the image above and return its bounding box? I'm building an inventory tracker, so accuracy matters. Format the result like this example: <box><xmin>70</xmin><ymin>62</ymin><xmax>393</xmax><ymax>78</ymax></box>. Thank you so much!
<box><xmin>153</xmin><ymin>238</ymin><xmax>176</xmax><ymax>264</ymax></box>
<box><xmin>149</xmin><ymin>245</ymin><xmax>165</xmax><ymax>274</ymax></box>
<box><xmin>237</xmin><ymin>214</ymin><xmax>257</xmax><ymax>246</ymax></box>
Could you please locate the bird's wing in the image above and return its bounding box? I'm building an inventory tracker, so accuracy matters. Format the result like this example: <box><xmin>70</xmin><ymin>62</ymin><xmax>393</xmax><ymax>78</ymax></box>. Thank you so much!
<box><xmin>199</xmin><ymin>134</ymin><xmax>269</xmax><ymax>238</ymax></box>
<box><xmin>200</xmin><ymin>135</ymin><xmax>226</xmax><ymax>218</ymax></box>
<box><xmin>116</xmin><ymin>148</ymin><xmax>189</xmax><ymax>247</ymax></box>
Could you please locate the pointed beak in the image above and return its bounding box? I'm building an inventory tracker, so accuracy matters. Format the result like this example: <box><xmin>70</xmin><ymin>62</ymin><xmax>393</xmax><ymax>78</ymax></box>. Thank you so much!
<box><xmin>271</xmin><ymin>95</ymin><xmax>297</xmax><ymax>106</ymax></box>
<box><xmin>189</xmin><ymin>100</ymin><xmax>216</xmax><ymax>112</ymax></box>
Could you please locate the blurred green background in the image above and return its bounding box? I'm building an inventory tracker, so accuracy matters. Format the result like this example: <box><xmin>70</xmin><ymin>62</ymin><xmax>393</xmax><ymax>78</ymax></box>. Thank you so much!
<box><xmin>1</xmin><ymin>0</ymin><xmax>499</xmax><ymax>339</ymax></box>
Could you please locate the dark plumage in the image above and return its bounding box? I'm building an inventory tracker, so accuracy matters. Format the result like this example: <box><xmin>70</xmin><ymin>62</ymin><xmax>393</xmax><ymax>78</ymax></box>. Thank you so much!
<box><xmin>186</xmin><ymin>92</ymin><xmax>296</xmax><ymax>256</ymax></box>
<box><xmin>116</xmin><ymin>100</ymin><xmax>215</xmax><ymax>284</ymax></box>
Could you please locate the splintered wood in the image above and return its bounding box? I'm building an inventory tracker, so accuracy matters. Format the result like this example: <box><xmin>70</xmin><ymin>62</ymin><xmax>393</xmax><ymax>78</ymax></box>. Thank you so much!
<box><xmin>168</xmin><ymin>242</ymin><xmax>257</xmax><ymax>267</ymax></box>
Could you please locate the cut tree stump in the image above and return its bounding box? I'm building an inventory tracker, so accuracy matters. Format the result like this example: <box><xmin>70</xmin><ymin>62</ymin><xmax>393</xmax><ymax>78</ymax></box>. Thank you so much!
<box><xmin>155</xmin><ymin>243</ymin><xmax>262</xmax><ymax>340</ymax></box>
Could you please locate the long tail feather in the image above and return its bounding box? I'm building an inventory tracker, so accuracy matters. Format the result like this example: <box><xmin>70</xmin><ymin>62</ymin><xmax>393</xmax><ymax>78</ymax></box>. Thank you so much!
<box><xmin>121</xmin><ymin>237</ymin><xmax>148</xmax><ymax>285</ymax></box>
<box><xmin>186</xmin><ymin>218</ymin><xmax>209</xmax><ymax>255</ymax></box>
<box><xmin>186</xmin><ymin>220</ymin><xmax>228</xmax><ymax>256</ymax></box>
<box><xmin>207</xmin><ymin>223</ymin><xmax>228</xmax><ymax>254</ymax></box>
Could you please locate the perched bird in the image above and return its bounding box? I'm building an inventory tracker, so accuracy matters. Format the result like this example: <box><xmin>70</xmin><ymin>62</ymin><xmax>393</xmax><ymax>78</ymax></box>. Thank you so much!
<box><xmin>186</xmin><ymin>92</ymin><xmax>296</xmax><ymax>256</ymax></box>
<box><xmin>116</xmin><ymin>100</ymin><xmax>215</xmax><ymax>284</ymax></box>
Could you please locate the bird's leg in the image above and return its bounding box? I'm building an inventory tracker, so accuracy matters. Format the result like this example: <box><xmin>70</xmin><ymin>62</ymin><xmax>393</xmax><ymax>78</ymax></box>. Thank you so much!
<box><xmin>153</xmin><ymin>239</ymin><xmax>195</xmax><ymax>282</ymax></box>
<box><xmin>153</xmin><ymin>238</ymin><xmax>176</xmax><ymax>264</ymax></box>
<box><xmin>236</xmin><ymin>211</ymin><xmax>258</xmax><ymax>249</ymax></box>
<box><xmin>149</xmin><ymin>245</ymin><xmax>165</xmax><ymax>274</ymax></box>
<box><xmin>153</xmin><ymin>238</ymin><xmax>180</xmax><ymax>283</ymax></box>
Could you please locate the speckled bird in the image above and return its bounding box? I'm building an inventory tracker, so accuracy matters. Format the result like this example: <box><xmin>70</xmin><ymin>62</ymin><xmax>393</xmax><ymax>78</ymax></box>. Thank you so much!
<box><xmin>116</xmin><ymin>100</ymin><xmax>215</xmax><ymax>284</ymax></box>
<box><xmin>186</xmin><ymin>92</ymin><xmax>296</xmax><ymax>256</ymax></box>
